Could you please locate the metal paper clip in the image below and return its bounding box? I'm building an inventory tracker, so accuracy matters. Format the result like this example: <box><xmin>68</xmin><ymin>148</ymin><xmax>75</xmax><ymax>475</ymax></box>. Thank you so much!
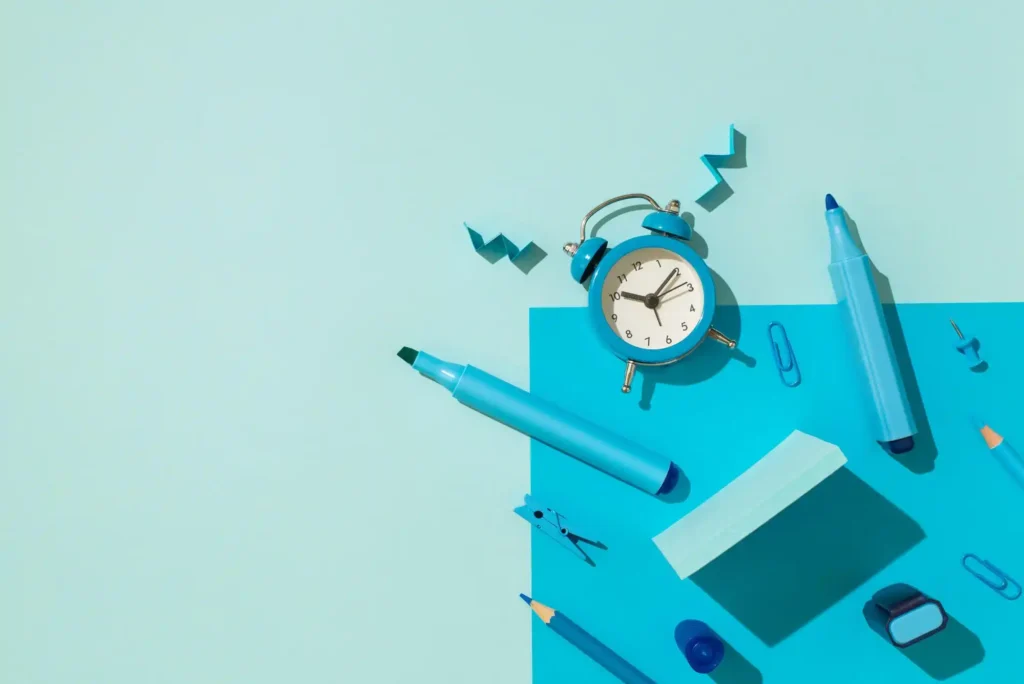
<box><xmin>768</xmin><ymin>321</ymin><xmax>801</xmax><ymax>388</ymax></box>
<box><xmin>962</xmin><ymin>553</ymin><xmax>1021</xmax><ymax>600</ymax></box>
<box><xmin>514</xmin><ymin>494</ymin><xmax>605</xmax><ymax>566</ymax></box>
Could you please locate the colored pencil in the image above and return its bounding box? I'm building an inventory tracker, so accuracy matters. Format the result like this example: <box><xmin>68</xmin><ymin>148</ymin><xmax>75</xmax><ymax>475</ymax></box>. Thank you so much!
<box><xmin>520</xmin><ymin>594</ymin><xmax>656</xmax><ymax>684</ymax></box>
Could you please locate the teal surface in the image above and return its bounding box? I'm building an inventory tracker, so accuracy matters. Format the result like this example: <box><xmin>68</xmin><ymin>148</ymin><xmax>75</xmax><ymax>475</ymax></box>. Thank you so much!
<box><xmin>530</xmin><ymin>304</ymin><xmax>1024</xmax><ymax>683</ymax></box>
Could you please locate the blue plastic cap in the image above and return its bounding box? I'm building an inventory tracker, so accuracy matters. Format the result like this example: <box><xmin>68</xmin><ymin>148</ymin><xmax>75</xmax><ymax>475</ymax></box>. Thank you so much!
<box><xmin>675</xmin><ymin>620</ymin><xmax>724</xmax><ymax>674</ymax></box>
<box><xmin>642</xmin><ymin>210</ymin><xmax>692</xmax><ymax>240</ymax></box>
<box><xmin>886</xmin><ymin>437</ymin><xmax>915</xmax><ymax>454</ymax></box>
<box><xmin>569</xmin><ymin>238</ymin><xmax>608</xmax><ymax>283</ymax></box>
<box><xmin>686</xmin><ymin>637</ymin><xmax>724</xmax><ymax>673</ymax></box>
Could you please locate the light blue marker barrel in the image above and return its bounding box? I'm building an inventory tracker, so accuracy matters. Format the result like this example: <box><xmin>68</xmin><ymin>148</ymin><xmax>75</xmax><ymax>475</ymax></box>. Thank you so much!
<box><xmin>825</xmin><ymin>195</ymin><xmax>917</xmax><ymax>453</ymax></box>
<box><xmin>413</xmin><ymin>351</ymin><xmax>677</xmax><ymax>496</ymax></box>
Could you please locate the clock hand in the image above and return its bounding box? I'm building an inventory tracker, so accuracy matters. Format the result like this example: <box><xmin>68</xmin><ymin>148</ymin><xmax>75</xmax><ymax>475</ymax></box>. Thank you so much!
<box><xmin>660</xmin><ymin>281</ymin><xmax>692</xmax><ymax>297</ymax></box>
<box><xmin>619</xmin><ymin>292</ymin><xmax>646</xmax><ymax>302</ymax></box>
<box><xmin>653</xmin><ymin>308</ymin><xmax>662</xmax><ymax>327</ymax></box>
<box><xmin>653</xmin><ymin>268</ymin><xmax>680</xmax><ymax>297</ymax></box>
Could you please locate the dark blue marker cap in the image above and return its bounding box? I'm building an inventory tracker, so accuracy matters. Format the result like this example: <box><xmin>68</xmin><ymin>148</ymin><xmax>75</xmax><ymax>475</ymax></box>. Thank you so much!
<box><xmin>675</xmin><ymin>620</ymin><xmax>724</xmax><ymax>674</ymax></box>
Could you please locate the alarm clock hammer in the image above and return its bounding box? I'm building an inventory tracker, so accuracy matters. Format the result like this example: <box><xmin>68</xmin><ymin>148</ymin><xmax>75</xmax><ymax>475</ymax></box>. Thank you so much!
<box><xmin>565</xmin><ymin>193</ymin><xmax>736</xmax><ymax>393</ymax></box>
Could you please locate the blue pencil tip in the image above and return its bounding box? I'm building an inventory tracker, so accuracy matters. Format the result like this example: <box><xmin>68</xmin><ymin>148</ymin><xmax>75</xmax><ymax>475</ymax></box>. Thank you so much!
<box><xmin>970</xmin><ymin>415</ymin><xmax>985</xmax><ymax>430</ymax></box>
<box><xmin>519</xmin><ymin>593</ymin><xmax>532</xmax><ymax>605</ymax></box>
<box><xmin>825</xmin><ymin>194</ymin><xmax>839</xmax><ymax>211</ymax></box>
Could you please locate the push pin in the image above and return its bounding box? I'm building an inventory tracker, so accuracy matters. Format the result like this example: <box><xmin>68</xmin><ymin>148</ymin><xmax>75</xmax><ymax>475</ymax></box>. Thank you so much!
<box><xmin>950</xmin><ymin>319</ymin><xmax>984</xmax><ymax>369</ymax></box>
<box><xmin>514</xmin><ymin>494</ymin><xmax>606</xmax><ymax>566</ymax></box>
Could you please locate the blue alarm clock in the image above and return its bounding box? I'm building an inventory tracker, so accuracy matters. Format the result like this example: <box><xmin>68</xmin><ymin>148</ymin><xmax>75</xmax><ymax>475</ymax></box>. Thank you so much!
<box><xmin>564</xmin><ymin>193</ymin><xmax>736</xmax><ymax>393</ymax></box>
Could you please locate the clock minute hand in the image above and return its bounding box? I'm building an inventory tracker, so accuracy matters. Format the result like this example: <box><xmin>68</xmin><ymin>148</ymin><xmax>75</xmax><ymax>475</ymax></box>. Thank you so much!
<box><xmin>653</xmin><ymin>268</ymin><xmax>680</xmax><ymax>297</ymax></box>
<box><xmin>660</xmin><ymin>281</ymin><xmax>691</xmax><ymax>297</ymax></box>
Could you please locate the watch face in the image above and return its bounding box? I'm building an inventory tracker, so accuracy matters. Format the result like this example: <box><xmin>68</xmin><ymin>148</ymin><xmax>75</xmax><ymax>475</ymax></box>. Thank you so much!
<box><xmin>599</xmin><ymin>247</ymin><xmax>706</xmax><ymax>351</ymax></box>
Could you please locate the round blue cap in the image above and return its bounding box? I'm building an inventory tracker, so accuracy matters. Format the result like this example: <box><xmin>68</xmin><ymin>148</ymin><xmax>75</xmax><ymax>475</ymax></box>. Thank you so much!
<box><xmin>675</xmin><ymin>620</ymin><xmax>724</xmax><ymax>674</ymax></box>
<box><xmin>642</xmin><ymin>210</ymin><xmax>691</xmax><ymax>240</ymax></box>
<box><xmin>569</xmin><ymin>238</ymin><xmax>608</xmax><ymax>283</ymax></box>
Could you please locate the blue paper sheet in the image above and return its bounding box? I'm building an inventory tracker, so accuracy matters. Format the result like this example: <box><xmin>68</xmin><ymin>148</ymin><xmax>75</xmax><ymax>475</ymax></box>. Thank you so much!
<box><xmin>529</xmin><ymin>303</ymin><xmax>1024</xmax><ymax>683</ymax></box>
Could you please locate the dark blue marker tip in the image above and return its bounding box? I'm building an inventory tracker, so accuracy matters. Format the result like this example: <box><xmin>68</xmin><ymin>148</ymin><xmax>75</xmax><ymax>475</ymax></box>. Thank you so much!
<box><xmin>886</xmin><ymin>437</ymin><xmax>915</xmax><ymax>454</ymax></box>
<box><xmin>825</xmin><ymin>194</ymin><xmax>839</xmax><ymax>211</ymax></box>
<box><xmin>519</xmin><ymin>593</ymin><xmax>533</xmax><ymax>605</ymax></box>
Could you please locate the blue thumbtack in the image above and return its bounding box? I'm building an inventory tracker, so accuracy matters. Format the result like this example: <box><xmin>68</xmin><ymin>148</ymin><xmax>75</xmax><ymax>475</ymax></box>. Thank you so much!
<box><xmin>514</xmin><ymin>494</ymin><xmax>605</xmax><ymax>565</ymax></box>
<box><xmin>950</xmin><ymin>319</ymin><xmax>984</xmax><ymax>369</ymax></box>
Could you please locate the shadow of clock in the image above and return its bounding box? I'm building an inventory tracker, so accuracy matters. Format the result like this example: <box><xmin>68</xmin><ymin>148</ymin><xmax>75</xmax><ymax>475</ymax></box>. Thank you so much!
<box><xmin>637</xmin><ymin>270</ymin><xmax>755</xmax><ymax>411</ymax></box>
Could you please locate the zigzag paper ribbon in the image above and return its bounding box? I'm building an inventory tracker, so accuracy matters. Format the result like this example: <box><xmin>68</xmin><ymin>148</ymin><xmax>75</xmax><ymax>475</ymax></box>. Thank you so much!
<box><xmin>465</xmin><ymin>223</ymin><xmax>545</xmax><ymax>272</ymax></box>
<box><xmin>696</xmin><ymin>124</ymin><xmax>741</xmax><ymax>208</ymax></box>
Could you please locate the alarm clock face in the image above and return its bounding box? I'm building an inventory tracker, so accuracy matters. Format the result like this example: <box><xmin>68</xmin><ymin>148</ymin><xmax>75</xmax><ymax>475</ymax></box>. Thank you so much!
<box><xmin>599</xmin><ymin>247</ymin><xmax>706</xmax><ymax>351</ymax></box>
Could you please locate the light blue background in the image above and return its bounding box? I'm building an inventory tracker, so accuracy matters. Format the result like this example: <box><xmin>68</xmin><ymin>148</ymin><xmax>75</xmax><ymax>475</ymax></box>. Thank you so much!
<box><xmin>1</xmin><ymin>1</ymin><xmax>1022</xmax><ymax>682</ymax></box>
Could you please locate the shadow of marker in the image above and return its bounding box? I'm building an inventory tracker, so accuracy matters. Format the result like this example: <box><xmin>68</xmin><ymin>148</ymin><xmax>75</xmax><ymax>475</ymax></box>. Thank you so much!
<box><xmin>841</xmin><ymin>211</ymin><xmax>938</xmax><ymax>474</ymax></box>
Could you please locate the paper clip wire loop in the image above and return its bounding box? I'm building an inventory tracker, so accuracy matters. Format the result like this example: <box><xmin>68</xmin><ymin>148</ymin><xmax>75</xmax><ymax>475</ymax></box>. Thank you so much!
<box><xmin>962</xmin><ymin>553</ymin><xmax>1022</xmax><ymax>600</ymax></box>
<box><xmin>768</xmin><ymin>321</ymin><xmax>801</xmax><ymax>388</ymax></box>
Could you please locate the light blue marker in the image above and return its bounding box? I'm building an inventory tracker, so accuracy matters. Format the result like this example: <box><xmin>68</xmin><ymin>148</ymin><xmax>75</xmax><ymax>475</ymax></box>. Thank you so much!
<box><xmin>825</xmin><ymin>194</ymin><xmax>917</xmax><ymax>454</ymax></box>
<box><xmin>398</xmin><ymin>346</ymin><xmax>680</xmax><ymax>497</ymax></box>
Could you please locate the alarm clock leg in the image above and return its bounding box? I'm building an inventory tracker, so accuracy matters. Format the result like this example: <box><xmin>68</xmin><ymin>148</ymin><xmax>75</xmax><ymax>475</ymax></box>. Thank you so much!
<box><xmin>708</xmin><ymin>327</ymin><xmax>737</xmax><ymax>349</ymax></box>
<box><xmin>621</xmin><ymin>360</ymin><xmax>637</xmax><ymax>394</ymax></box>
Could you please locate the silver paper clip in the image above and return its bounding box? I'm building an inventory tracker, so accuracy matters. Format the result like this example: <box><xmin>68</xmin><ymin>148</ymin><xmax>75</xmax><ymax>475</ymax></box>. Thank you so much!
<box><xmin>768</xmin><ymin>321</ymin><xmax>801</xmax><ymax>388</ymax></box>
<box><xmin>962</xmin><ymin>553</ymin><xmax>1021</xmax><ymax>600</ymax></box>
<box><xmin>514</xmin><ymin>494</ymin><xmax>606</xmax><ymax>566</ymax></box>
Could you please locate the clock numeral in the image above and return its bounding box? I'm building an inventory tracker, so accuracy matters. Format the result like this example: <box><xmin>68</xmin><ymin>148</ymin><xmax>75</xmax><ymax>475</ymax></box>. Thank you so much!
<box><xmin>611</xmin><ymin>313</ymin><xmax>618</xmax><ymax>321</ymax></box>
<box><xmin>681</xmin><ymin>322</ymin><xmax>689</xmax><ymax>331</ymax></box>
<box><xmin>644</xmin><ymin>336</ymin><xmax>651</xmax><ymax>346</ymax></box>
<box><xmin>625</xmin><ymin>330</ymin><xmax>633</xmax><ymax>339</ymax></box>
<box><xmin>681</xmin><ymin>282</ymin><xmax>694</xmax><ymax>293</ymax></box>
<box><xmin>690</xmin><ymin>304</ymin><xmax>696</xmax><ymax>312</ymax></box>
<box><xmin>656</xmin><ymin>259</ymin><xmax>662</xmax><ymax>268</ymax></box>
<box><xmin>617</xmin><ymin>273</ymin><xmax>627</xmax><ymax>284</ymax></box>
<box><xmin>608</xmin><ymin>292</ymin><xmax>621</xmax><ymax>301</ymax></box>
<box><xmin>666</xmin><ymin>336</ymin><xmax>672</xmax><ymax>344</ymax></box>
<box><xmin>632</xmin><ymin>261</ymin><xmax>643</xmax><ymax>271</ymax></box>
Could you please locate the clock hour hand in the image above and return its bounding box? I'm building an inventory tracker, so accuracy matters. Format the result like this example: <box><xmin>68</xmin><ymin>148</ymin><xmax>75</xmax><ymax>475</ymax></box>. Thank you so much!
<box><xmin>619</xmin><ymin>292</ymin><xmax>646</xmax><ymax>302</ymax></box>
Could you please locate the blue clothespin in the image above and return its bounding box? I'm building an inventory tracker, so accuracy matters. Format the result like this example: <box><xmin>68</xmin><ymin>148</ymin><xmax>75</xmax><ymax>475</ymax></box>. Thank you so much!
<box><xmin>514</xmin><ymin>494</ymin><xmax>603</xmax><ymax>565</ymax></box>
<box><xmin>951</xmin><ymin>319</ymin><xmax>985</xmax><ymax>369</ymax></box>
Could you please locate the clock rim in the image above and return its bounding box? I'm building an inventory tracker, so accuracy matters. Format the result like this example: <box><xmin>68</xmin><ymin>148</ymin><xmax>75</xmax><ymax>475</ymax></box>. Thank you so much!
<box><xmin>587</xmin><ymin>234</ymin><xmax>717</xmax><ymax>365</ymax></box>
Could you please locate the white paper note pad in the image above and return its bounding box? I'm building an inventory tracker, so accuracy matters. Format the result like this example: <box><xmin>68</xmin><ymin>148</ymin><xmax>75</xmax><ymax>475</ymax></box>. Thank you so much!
<box><xmin>653</xmin><ymin>430</ymin><xmax>848</xmax><ymax>580</ymax></box>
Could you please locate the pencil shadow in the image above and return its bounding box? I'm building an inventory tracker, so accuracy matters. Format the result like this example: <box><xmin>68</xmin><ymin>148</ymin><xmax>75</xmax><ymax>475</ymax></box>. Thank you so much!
<box><xmin>862</xmin><ymin>598</ymin><xmax>985</xmax><ymax>680</ymax></box>
<box><xmin>696</xmin><ymin>130</ymin><xmax>747</xmax><ymax>212</ymax></box>
<box><xmin>845</xmin><ymin>213</ymin><xmax>938</xmax><ymax>474</ymax></box>
<box><xmin>971</xmin><ymin>359</ymin><xmax>990</xmax><ymax>373</ymax></box>
<box><xmin>637</xmin><ymin>271</ymin><xmax>755</xmax><ymax>411</ymax></box>
<box><xmin>691</xmin><ymin>468</ymin><xmax>926</xmax><ymax>646</ymax></box>
<box><xmin>709</xmin><ymin>640</ymin><xmax>763</xmax><ymax>684</ymax></box>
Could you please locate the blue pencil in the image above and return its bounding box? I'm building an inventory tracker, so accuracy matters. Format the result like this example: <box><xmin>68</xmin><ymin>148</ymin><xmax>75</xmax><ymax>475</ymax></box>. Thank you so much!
<box><xmin>975</xmin><ymin>419</ymin><xmax>1024</xmax><ymax>491</ymax></box>
<box><xmin>521</xmin><ymin>594</ymin><xmax>657</xmax><ymax>684</ymax></box>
